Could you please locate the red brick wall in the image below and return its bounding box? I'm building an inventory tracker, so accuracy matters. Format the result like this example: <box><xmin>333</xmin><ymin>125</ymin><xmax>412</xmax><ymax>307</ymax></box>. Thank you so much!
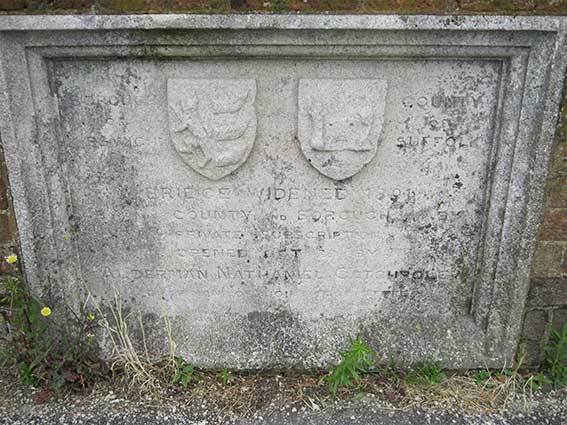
<box><xmin>520</xmin><ymin>98</ymin><xmax>567</xmax><ymax>365</ymax></box>
<box><xmin>1</xmin><ymin>0</ymin><xmax>567</xmax><ymax>366</ymax></box>
<box><xmin>1</xmin><ymin>1</ymin><xmax>567</xmax><ymax>14</ymax></box>
<box><xmin>0</xmin><ymin>143</ymin><xmax>18</xmax><ymax>275</ymax></box>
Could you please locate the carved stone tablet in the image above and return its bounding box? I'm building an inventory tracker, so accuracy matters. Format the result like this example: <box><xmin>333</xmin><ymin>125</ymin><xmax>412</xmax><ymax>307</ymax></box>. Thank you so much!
<box><xmin>297</xmin><ymin>79</ymin><xmax>387</xmax><ymax>180</ymax></box>
<box><xmin>167</xmin><ymin>79</ymin><xmax>257</xmax><ymax>180</ymax></box>
<box><xmin>0</xmin><ymin>15</ymin><xmax>565</xmax><ymax>370</ymax></box>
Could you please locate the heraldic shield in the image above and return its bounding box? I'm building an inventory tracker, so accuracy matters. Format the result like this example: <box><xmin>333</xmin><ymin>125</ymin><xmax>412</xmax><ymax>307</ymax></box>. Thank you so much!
<box><xmin>297</xmin><ymin>79</ymin><xmax>388</xmax><ymax>180</ymax></box>
<box><xmin>167</xmin><ymin>79</ymin><xmax>257</xmax><ymax>180</ymax></box>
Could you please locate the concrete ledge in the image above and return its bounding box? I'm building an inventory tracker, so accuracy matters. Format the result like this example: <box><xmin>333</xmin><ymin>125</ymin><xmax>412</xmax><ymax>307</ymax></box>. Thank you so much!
<box><xmin>0</xmin><ymin>14</ymin><xmax>567</xmax><ymax>31</ymax></box>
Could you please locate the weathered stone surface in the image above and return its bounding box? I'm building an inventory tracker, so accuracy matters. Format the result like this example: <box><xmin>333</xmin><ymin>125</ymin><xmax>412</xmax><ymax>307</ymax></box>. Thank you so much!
<box><xmin>1</xmin><ymin>15</ymin><xmax>567</xmax><ymax>369</ymax></box>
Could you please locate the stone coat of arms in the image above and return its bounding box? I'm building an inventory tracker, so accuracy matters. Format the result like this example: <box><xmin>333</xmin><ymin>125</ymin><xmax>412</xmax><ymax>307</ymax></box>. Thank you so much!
<box><xmin>297</xmin><ymin>79</ymin><xmax>388</xmax><ymax>180</ymax></box>
<box><xmin>167</xmin><ymin>79</ymin><xmax>257</xmax><ymax>180</ymax></box>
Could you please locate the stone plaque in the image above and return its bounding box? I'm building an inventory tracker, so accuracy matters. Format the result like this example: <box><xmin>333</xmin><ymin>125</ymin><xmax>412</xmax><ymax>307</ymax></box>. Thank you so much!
<box><xmin>0</xmin><ymin>15</ymin><xmax>566</xmax><ymax>369</ymax></box>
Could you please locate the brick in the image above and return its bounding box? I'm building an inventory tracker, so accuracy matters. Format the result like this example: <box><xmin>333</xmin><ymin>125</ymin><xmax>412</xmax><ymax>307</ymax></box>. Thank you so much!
<box><xmin>361</xmin><ymin>0</ymin><xmax>445</xmax><ymax>13</ymax></box>
<box><xmin>0</xmin><ymin>246</ymin><xmax>18</xmax><ymax>274</ymax></box>
<box><xmin>98</xmin><ymin>0</ymin><xmax>230</xmax><ymax>13</ymax></box>
<box><xmin>0</xmin><ymin>213</ymin><xmax>16</xmax><ymax>245</ymax></box>
<box><xmin>230</xmin><ymin>0</ymin><xmax>360</xmax><ymax>13</ymax></box>
<box><xmin>547</xmin><ymin>176</ymin><xmax>567</xmax><ymax>208</ymax></box>
<box><xmin>527</xmin><ymin>278</ymin><xmax>567</xmax><ymax>307</ymax></box>
<box><xmin>97</xmin><ymin>0</ymin><xmax>147</xmax><ymax>12</ymax></box>
<box><xmin>24</xmin><ymin>0</ymin><xmax>93</xmax><ymax>10</ymax></box>
<box><xmin>531</xmin><ymin>242</ymin><xmax>565</xmax><ymax>279</ymax></box>
<box><xmin>50</xmin><ymin>0</ymin><xmax>93</xmax><ymax>9</ymax></box>
<box><xmin>169</xmin><ymin>0</ymin><xmax>230</xmax><ymax>12</ymax></box>
<box><xmin>0</xmin><ymin>214</ymin><xmax>14</xmax><ymax>245</ymax></box>
<box><xmin>552</xmin><ymin>308</ymin><xmax>567</xmax><ymax>332</ymax></box>
<box><xmin>518</xmin><ymin>309</ymin><xmax>550</xmax><ymax>366</ymax></box>
<box><xmin>0</xmin><ymin>172</ymin><xmax>8</xmax><ymax>211</ymax></box>
<box><xmin>0</xmin><ymin>149</ymin><xmax>9</xmax><ymax>211</ymax></box>
<box><xmin>0</xmin><ymin>0</ymin><xmax>564</xmax><ymax>13</ymax></box>
<box><xmin>230</xmin><ymin>0</ymin><xmax>247</xmax><ymax>9</ymax></box>
<box><xmin>539</xmin><ymin>208</ymin><xmax>567</xmax><ymax>241</ymax></box>
<box><xmin>522</xmin><ymin>309</ymin><xmax>549</xmax><ymax>341</ymax></box>
<box><xmin>548</xmin><ymin>139</ymin><xmax>567</xmax><ymax>178</ymax></box>
<box><xmin>229</xmin><ymin>0</ymin><xmax>444</xmax><ymax>13</ymax></box>
<box><xmin>456</xmin><ymin>0</ymin><xmax>567</xmax><ymax>14</ymax></box>
<box><xmin>0</xmin><ymin>0</ymin><xmax>27</xmax><ymax>11</ymax></box>
<box><xmin>518</xmin><ymin>338</ymin><xmax>543</xmax><ymax>366</ymax></box>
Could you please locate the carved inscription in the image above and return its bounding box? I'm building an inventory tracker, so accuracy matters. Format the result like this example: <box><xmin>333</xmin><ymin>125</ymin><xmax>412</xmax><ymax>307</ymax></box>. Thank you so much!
<box><xmin>167</xmin><ymin>79</ymin><xmax>257</xmax><ymax>180</ymax></box>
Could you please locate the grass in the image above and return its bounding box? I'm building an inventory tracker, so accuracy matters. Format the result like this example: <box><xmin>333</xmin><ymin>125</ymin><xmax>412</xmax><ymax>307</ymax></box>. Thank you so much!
<box><xmin>218</xmin><ymin>368</ymin><xmax>234</xmax><ymax>385</ymax></box>
<box><xmin>406</xmin><ymin>360</ymin><xmax>446</xmax><ymax>386</ymax></box>
<box><xmin>543</xmin><ymin>321</ymin><xmax>567</xmax><ymax>389</ymax></box>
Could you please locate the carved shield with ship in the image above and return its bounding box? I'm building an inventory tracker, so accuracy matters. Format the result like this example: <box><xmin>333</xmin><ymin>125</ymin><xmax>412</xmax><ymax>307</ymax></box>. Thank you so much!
<box><xmin>297</xmin><ymin>79</ymin><xmax>388</xmax><ymax>180</ymax></box>
<box><xmin>167</xmin><ymin>79</ymin><xmax>257</xmax><ymax>180</ymax></box>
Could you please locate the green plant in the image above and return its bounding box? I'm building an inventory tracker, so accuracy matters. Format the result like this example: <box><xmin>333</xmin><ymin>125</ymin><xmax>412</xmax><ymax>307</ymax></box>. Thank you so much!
<box><xmin>326</xmin><ymin>334</ymin><xmax>378</xmax><ymax>395</ymax></box>
<box><xmin>407</xmin><ymin>360</ymin><xmax>446</xmax><ymax>386</ymax></box>
<box><xmin>543</xmin><ymin>321</ymin><xmax>567</xmax><ymax>389</ymax></box>
<box><xmin>473</xmin><ymin>369</ymin><xmax>492</xmax><ymax>386</ymax></box>
<box><xmin>172</xmin><ymin>357</ymin><xmax>194</xmax><ymax>389</ymax></box>
<box><xmin>525</xmin><ymin>372</ymin><xmax>551</xmax><ymax>392</ymax></box>
<box><xmin>218</xmin><ymin>368</ymin><xmax>234</xmax><ymax>385</ymax></box>
<box><xmin>0</xmin><ymin>255</ymin><xmax>103</xmax><ymax>394</ymax></box>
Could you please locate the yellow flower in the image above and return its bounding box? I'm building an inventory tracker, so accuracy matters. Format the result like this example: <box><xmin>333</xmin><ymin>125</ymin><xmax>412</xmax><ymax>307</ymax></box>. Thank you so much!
<box><xmin>87</xmin><ymin>314</ymin><xmax>95</xmax><ymax>321</ymax></box>
<box><xmin>40</xmin><ymin>307</ymin><xmax>52</xmax><ymax>317</ymax></box>
<box><xmin>5</xmin><ymin>254</ymin><xmax>17</xmax><ymax>264</ymax></box>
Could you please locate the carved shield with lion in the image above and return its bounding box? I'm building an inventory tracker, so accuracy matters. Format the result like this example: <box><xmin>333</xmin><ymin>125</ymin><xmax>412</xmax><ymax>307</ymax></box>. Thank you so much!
<box><xmin>167</xmin><ymin>79</ymin><xmax>257</xmax><ymax>180</ymax></box>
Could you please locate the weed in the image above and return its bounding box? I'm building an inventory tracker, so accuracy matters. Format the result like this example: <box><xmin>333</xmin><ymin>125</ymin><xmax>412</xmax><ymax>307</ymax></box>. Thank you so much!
<box><xmin>0</xmin><ymin>256</ymin><xmax>103</xmax><ymax>393</ymax></box>
<box><xmin>525</xmin><ymin>372</ymin><xmax>551</xmax><ymax>392</ymax></box>
<box><xmin>407</xmin><ymin>360</ymin><xmax>446</xmax><ymax>386</ymax></box>
<box><xmin>218</xmin><ymin>368</ymin><xmax>234</xmax><ymax>385</ymax></box>
<box><xmin>542</xmin><ymin>321</ymin><xmax>567</xmax><ymax>389</ymax></box>
<box><xmin>325</xmin><ymin>334</ymin><xmax>378</xmax><ymax>395</ymax></box>
<box><xmin>473</xmin><ymin>370</ymin><xmax>492</xmax><ymax>386</ymax></box>
<box><xmin>172</xmin><ymin>357</ymin><xmax>195</xmax><ymax>389</ymax></box>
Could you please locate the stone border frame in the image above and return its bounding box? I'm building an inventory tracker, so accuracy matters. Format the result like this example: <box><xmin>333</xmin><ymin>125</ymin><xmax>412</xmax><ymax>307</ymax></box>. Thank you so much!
<box><xmin>0</xmin><ymin>15</ymin><xmax>566</xmax><ymax>367</ymax></box>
